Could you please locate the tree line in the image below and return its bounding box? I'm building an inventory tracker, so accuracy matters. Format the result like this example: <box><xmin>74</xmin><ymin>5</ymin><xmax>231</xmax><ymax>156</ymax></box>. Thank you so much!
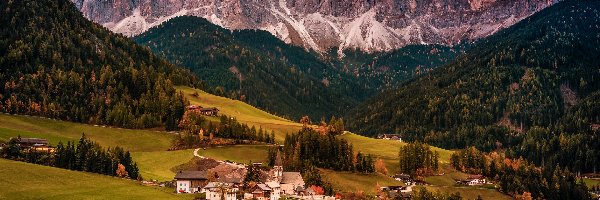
<box><xmin>398</xmin><ymin>142</ymin><xmax>439</xmax><ymax>176</ymax></box>
<box><xmin>1</xmin><ymin>134</ymin><xmax>140</xmax><ymax>180</ymax></box>
<box><xmin>273</xmin><ymin>127</ymin><xmax>374</xmax><ymax>173</ymax></box>
<box><xmin>173</xmin><ymin>112</ymin><xmax>275</xmax><ymax>149</ymax></box>
<box><xmin>450</xmin><ymin>147</ymin><xmax>591</xmax><ymax>200</ymax></box>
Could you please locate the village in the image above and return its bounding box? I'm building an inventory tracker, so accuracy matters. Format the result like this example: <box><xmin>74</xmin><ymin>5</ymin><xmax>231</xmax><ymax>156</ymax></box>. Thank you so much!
<box><xmin>2</xmin><ymin>104</ymin><xmax>597</xmax><ymax>200</ymax></box>
<box><xmin>0</xmin><ymin>119</ymin><xmax>500</xmax><ymax>200</ymax></box>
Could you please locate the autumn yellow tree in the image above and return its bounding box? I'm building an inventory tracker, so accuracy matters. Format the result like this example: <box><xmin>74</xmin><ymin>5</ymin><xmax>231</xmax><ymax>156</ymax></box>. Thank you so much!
<box><xmin>375</xmin><ymin>158</ymin><xmax>388</xmax><ymax>175</ymax></box>
<box><xmin>116</xmin><ymin>163</ymin><xmax>129</xmax><ymax>178</ymax></box>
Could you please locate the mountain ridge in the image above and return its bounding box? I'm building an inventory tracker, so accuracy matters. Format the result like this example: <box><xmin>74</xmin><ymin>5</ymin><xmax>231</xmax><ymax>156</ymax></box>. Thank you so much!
<box><xmin>73</xmin><ymin>0</ymin><xmax>555</xmax><ymax>54</ymax></box>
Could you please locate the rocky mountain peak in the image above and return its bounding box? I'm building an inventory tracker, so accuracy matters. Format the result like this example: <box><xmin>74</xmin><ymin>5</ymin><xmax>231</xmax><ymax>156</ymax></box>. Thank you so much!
<box><xmin>73</xmin><ymin>0</ymin><xmax>555</xmax><ymax>54</ymax></box>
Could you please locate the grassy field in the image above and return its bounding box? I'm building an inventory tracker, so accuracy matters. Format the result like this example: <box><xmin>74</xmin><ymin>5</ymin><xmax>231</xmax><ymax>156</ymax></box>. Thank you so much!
<box><xmin>338</xmin><ymin>133</ymin><xmax>454</xmax><ymax>174</ymax></box>
<box><xmin>0</xmin><ymin>159</ymin><xmax>191</xmax><ymax>200</ymax></box>
<box><xmin>132</xmin><ymin>150</ymin><xmax>195</xmax><ymax>182</ymax></box>
<box><xmin>423</xmin><ymin>185</ymin><xmax>511</xmax><ymax>200</ymax></box>
<box><xmin>0</xmin><ymin>113</ymin><xmax>174</xmax><ymax>152</ymax></box>
<box><xmin>196</xmin><ymin>145</ymin><xmax>269</xmax><ymax>164</ymax></box>
<box><xmin>584</xmin><ymin>178</ymin><xmax>600</xmax><ymax>188</ymax></box>
<box><xmin>0</xmin><ymin>113</ymin><xmax>194</xmax><ymax>183</ymax></box>
<box><xmin>177</xmin><ymin>86</ymin><xmax>303</xmax><ymax>142</ymax></box>
<box><xmin>424</xmin><ymin>172</ymin><xmax>469</xmax><ymax>186</ymax></box>
<box><xmin>320</xmin><ymin>169</ymin><xmax>402</xmax><ymax>195</ymax></box>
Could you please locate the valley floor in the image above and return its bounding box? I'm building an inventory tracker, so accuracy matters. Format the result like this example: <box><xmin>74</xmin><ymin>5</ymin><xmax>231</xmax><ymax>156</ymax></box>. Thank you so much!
<box><xmin>0</xmin><ymin>104</ymin><xmax>511</xmax><ymax>199</ymax></box>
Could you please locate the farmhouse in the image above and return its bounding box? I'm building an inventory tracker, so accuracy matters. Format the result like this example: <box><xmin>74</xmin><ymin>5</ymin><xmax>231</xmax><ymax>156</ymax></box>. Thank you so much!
<box><xmin>204</xmin><ymin>182</ymin><xmax>238</xmax><ymax>200</ymax></box>
<box><xmin>457</xmin><ymin>174</ymin><xmax>487</xmax><ymax>186</ymax></box>
<box><xmin>249</xmin><ymin>183</ymin><xmax>272</xmax><ymax>200</ymax></box>
<box><xmin>377</xmin><ymin>134</ymin><xmax>402</xmax><ymax>141</ymax></box>
<box><xmin>19</xmin><ymin>138</ymin><xmax>48</xmax><ymax>148</ymax></box>
<box><xmin>186</xmin><ymin>105</ymin><xmax>202</xmax><ymax>111</ymax></box>
<box><xmin>393</xmin><ymin>173</ymin><xmax>413</xmax><ymax>185</ymax></box>
<box><xmin>19</xmin><ymin>138</ymin><xmax>54</xmax><ymax>152</ymax></box>
<box><xmin>174</xmin><ymin>171</ymin><xmax>209</xmax><ymax>193</ymax></box>
<box><xmin>280</xmin><ymin>172</ymin><xmax>305</xmax><ymax>195</ymax></box>
<box><xmin>186</xmin><ymin>105</ymin><xmax>220</xmax><ymax>116</ymax></box>
<box><xmin>200</xmin><ymin>107</ymin><xmax>219</xmax><ymax>116</ymax></box>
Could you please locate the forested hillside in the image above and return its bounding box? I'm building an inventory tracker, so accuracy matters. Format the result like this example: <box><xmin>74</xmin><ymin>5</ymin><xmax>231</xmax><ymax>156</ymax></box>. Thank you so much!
<box><xmin>0</xmin><ymin>0</ymin><xmax>200</xmax><ymax>129</ymax></box>
<box><xmin>329</xmin><ymin>44</ymin><xmax>469</xmax><ymax>90</ymax></box>
<box><xmin>134</xmin><ymin>16</ymin><xmax>467</xmax><ymax>120</ymax></box>
<box><xmin>347</xmin><ymin>1</ymin><xmax>600</xmax><ymax>174</ymax></box>
<box><xmin>135</xmin><ymin>16</ymin><xmax>366</xmax><ymax>120</ymax></box>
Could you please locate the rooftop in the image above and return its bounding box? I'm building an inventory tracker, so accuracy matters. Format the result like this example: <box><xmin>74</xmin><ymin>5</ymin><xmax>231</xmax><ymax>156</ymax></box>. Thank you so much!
<box><xmin>174</xmin><ymin>171</ymin><xmax>208</xmax><ymax>180</ymax></box>
<box><xmin>200</xmin><ymin>107</ymin><xmax>218</xmax><ymax>111</ymax></box>
<box><xmin>19</xmin><ymin>138</ymin><xmax>49</xmax><ymax>145</ymax></box>
<box><xmin>281</xmin><ymin>172</ymin><xmax>304</xmax><ymax>185</ymax></box>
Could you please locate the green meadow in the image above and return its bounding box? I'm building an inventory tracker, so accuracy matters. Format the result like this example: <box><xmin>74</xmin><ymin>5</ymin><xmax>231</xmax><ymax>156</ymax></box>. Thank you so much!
<box><xmin>0</xmin><ymin>159</ymin><xmax>190</xmax><ymax>200</ymax></box>
<box><xmin>177</xmin><ymin>86</ymin><xmax>303</xmax><ymax>142</ymax></box>
<box><xmin>0</xmin><ymin>92</ymin><xmax>507</xmax><ymax>199</ymax></box>
<box><xmin>0</xmin><ymin>114</ymin><xmax>173</xmax><ymax>152</ymax></box>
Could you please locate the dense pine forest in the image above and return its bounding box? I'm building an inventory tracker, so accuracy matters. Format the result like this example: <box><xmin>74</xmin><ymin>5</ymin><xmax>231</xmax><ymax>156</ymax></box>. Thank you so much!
<box><xmin>328</xmin><ymin>44</ymin><xmax>469</xmax><ymax>90</ymax></box>
<box><xmin>134</xmin><ymin>16</ymin><xmax>363</xmax><ymax>119</ymax></box>
<box><xmin>450</xmin><ymin>147</ymin><xmax>590</xmax><ymax>199</ymax></box>
<box><xmin>1</xmin><ymin>134</ymin><xmax>140</xmax><ymax>180</ymax></box>
<box><xmin>133</xmin><ymin>16</ymin><xmax>465</xmax><ymax>120</ymax></box>
<box><xmin>0</xmin><ymin>0</ymin><xmax>200</xmax><ymax>129</ymax></box>
<box><xmin>279</xmin><ymin>128</ymin><xmax>374</xmax><ymax>173</ymax></box>
<box><xmin>347</xmin><ymin>0</ymin><xmax>600</xmax><ymax>174</ymax></box>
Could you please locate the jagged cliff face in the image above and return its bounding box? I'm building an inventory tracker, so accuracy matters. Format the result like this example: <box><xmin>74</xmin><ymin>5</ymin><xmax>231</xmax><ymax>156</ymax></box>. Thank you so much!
<box><xmin>73</xmin><ymin>0</ymin><xmax>555</xmax><ymax>53</ymax></box>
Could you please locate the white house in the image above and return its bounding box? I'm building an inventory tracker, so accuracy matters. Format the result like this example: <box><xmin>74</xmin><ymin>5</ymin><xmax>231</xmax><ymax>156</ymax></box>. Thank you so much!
<box><xmin>204</xmin><ymin>182</ymin><xmax>239</xmax><ymax>200</ymax></box>
<box><xmin>265</xmin><ymin>181</ymin><xmax>281</xmax><ymax>200</ymax></box>
<box><xmin>174</xmin><ymin>171</ymin><xmax>209</xmax><ymax>193</ymax></box>
<box><xmin>466</xmin><ymin>175</ymin><xmax>486</xmax><ymax>186</ymax></box>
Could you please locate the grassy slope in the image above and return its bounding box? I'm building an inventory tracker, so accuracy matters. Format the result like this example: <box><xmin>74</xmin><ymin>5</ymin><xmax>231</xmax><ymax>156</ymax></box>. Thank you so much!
<box><xmin>0</xmin><ymin>159</ymin><xmax>190</xmax><ymax>200</ymax></box>
<box><xmin>320</xmin><ymin>169</ymin><xmax>401</xmax><ymax>195</ymax></box>
<box><xmin>423</xmin><ymin>185</ymin><xmax>511</xmax><ymax>200</ymax></box>
<box><xmin>132</xmin><ymin>145</ymin><xmax>269</xmax><ymax>182</ymax></box>
<box><xmin>338</xmin><ymin>133</ymin><xmax>453</xmax><ymax>174</ymax></box>
<box><xmin>196</xmin><ymin>145</ymin><xmax>268</xmax><ymax>164</ymax></box>
<box><xmin>0</xmin><ymin>113</ymin><xmax>193</xmax><ymax>183</ymax></box>
<box><xmin>0</xmin><ymin>114</ymin><xmax>173</xmax><ymax>152</ymax></box>
<box><xmin>132</xmin><ymin>150</ymin><xmax>194</xmax><ymax>182</ymax></box>
<box><xmin>584</xmin><ymin>178</ymin><xmax>600</xmax><ymax>188</ymax></box>
<box><xmin>177</xmin><ymin>86</ymin><xmax>302</xmax><ymax>142</ymax></box>
<box><xmin>338</xmin><ymin>133</ymin><xmax>510</xmax><ymax>198</ymax></box>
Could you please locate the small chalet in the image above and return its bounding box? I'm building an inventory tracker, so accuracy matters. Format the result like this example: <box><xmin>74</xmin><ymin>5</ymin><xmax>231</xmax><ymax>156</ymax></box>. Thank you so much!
<box><xmin>19</xmin><ymin>138</ymin><xmax>54</xmax><ymax>152</ymax></box>
<box><xmin>200</xmin><ymin>107</ymin><xmax>219</xmax><ymax>116</ymax></box>
<box><xmin>19</xmin><ymin>138</ymin><xmax>48</xmax><ymax>148</ymax></box>
<box><xmin>250</xmin><ymin>183</ymin><xmax>272</xmax><ymax>200</ymax></box>
<box><xmin>457</xmin><ymin>175</ymin><xmax>486</xmax><ymax>186</ymax></box>
<box><xmin>186</xmin><ymin>105</ymin><xmax>219</xmax><ymax>116</ymax></box>
<box><xmin>280</xmin><ymin>172</ymin><xmax>305</xmax><ymax>195</ymax></box>
<box><xmin>175</xmin><ymin>171</ymin><xmax>209</xmax><ymax>193</ymax></box>
<box><xmin>204</xmin><ymin>182</ymin><xmax>238</xmax><ymax>200</ymax></box>
<box><xmin>377</xmin><ymin>134</ymin><xmax>402</xmax><ymax>141</ymax></box>
<box><xmin>393</xmin><ymin>173</ymin><xmax>413</xmax><ymax>185</ymax></box>
<box><xmin>186</xmin><ymin>105</ymin><xmax>202</xmax><ymax>111</ymax></box>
